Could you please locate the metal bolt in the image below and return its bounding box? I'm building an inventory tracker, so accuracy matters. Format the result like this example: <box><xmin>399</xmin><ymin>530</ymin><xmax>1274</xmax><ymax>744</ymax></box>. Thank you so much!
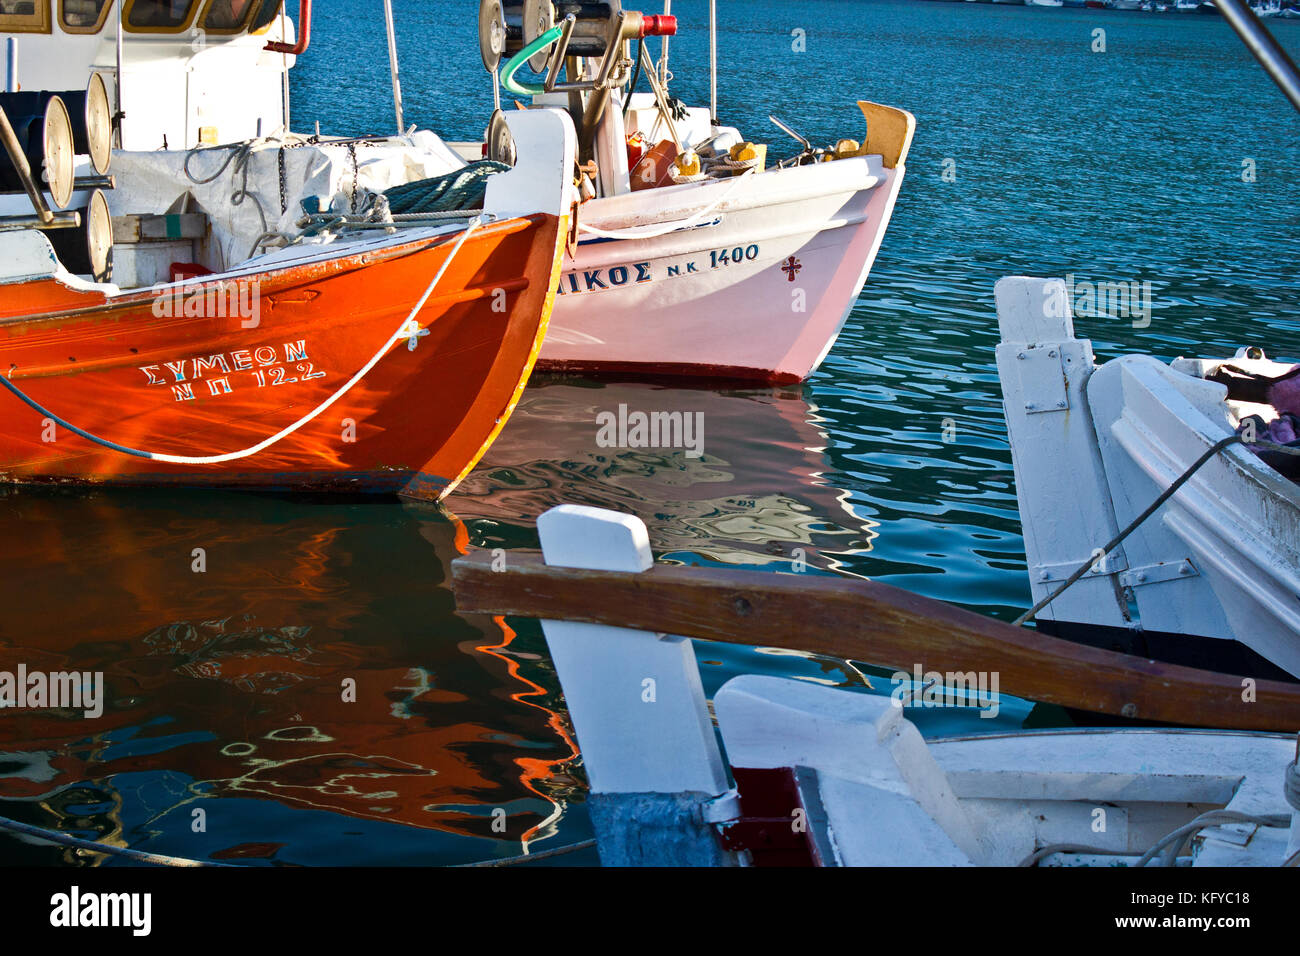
<box><xmin>1136</xmin><ymin>572</ymin><xmax>1147</xmax><ymax>583</ymax></box>
<box><xmin>1056</xmin><ymin>400</ymin><xmax>1066</xmax><ymax>408</ymax></box>
<box><xmin>1017</xmin><ymin>352</ymin><xmax>1026</xmax><ymax>360</ymax></box>
<box><xmin>1048</xmin><ymin>350</ymin><xmax>1057</xmax><ymax>358</ymax></box>
<box><xmin>1025</xmin><ymin>403</ymin><xmax>1036</xmax><ymax>410</ymax></box>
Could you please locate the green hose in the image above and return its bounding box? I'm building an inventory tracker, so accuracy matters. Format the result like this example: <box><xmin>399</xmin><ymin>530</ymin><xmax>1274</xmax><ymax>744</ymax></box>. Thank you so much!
<box><xmin>501</xmin><ymin>25</ymin><xmax>566</xmax><ymax>97</ymax></box>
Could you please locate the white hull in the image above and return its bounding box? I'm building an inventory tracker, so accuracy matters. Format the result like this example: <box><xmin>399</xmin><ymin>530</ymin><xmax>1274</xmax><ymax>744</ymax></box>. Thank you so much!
<box><xmin>523</xmin><ymin>86</ymin><xmax>913</xmax><ymax>384</ymax></box>
<box><xmin>996</xmin><ymin>277</ymin><xmax>1300</xmax><ymax>678</ymax></box>
<box><xmin>542</xmin><ymin>155</ymin><xmax>906</xmax><ymax>383</ymax></box>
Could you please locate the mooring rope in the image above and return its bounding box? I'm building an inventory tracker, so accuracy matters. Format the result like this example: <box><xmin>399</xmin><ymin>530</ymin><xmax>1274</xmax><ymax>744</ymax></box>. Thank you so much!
<box><xmin>0</xmin><ymin>218</ymin><xmax>483</xmax><ymax>465</ymax></box>
<box><xmin>183</xmin><ymin>140</ymin><xmax>271</xmax><ymax>251</ymax></box>
<box><xmin>454</xmin><ymin>838</ymin><xmax>597</xmax><ymax>867</ymax></box>
<box><xmin>577</xmin><ymin>165</ymin><xmax>755</xmax><ymax>241</ymax></box>
<box><xmin>1014</xmin><ymin>434</ymin><xmax>1300</xmax><ymax>627</ymax></box>
<box><xmin>0</xmin><ymin>814</ymin><xmax>228</xmax><ymax>867</ymax></box>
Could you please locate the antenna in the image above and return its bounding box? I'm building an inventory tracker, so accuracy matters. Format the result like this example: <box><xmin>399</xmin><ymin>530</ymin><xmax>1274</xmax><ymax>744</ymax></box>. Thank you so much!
<box><xmin>1215</xmin><ymin>0</ymin><xmax>1300</xmax><ymax>112</ymax></box>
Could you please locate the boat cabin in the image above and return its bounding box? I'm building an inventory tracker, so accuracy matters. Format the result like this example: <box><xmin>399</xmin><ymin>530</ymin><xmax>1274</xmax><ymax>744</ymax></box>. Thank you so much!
<box><xmin>2</xmin><ymin>0</ymin><xmax>296</xmax><ymax>150</ymax></box>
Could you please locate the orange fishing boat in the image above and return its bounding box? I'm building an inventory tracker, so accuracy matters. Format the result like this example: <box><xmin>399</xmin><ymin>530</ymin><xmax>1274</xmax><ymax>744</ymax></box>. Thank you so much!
<box><xmin>0</xmin><ymin>2</ymin><xmax>576</xmax><ymax>500</ymax></box>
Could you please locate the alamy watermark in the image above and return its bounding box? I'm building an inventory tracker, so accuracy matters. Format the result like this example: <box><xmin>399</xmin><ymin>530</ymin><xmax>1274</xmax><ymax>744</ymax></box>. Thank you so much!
<box><xmin>595</xmin><ymin>403</ymin><xmax>704</xmax><ymax>459</ymax></box>
<box><xmin>0</xmin><ymin>665</ymin><xmax>103</xmax><ymax>718</ymax></box>
<box><xmin>891</xmin><ymin>664</ymin><xmax>1000</xmax><ymax>719</ymax></box>
<box><xmin>151</xmin><ymin>279</ymin><xmax>262</xmax><ymax>329</ymax></box>
<box><xmin>1062</xmin><ymin>273</ymin><xmax>1152</xmax><ymax>329</ymax></box>
<box><xmin>50</xmin><ymin>887</ymin><xmax>150</xmax><ymax>935</ymax></box>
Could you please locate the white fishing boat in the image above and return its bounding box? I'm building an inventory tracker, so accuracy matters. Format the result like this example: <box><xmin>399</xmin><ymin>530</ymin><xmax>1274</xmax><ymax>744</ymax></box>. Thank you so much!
<box><xmin>474</xmin><ymin>1</ymin><xmax>914</xmax><ymax>384</ymax></box>
<box><xmin>1026</xmin><ymin>0</ymin><xmax>1064</xmax><ymax>7</ymax></box>
<box><xmin>452</xmin><ymin>504</ymin><xmax>1300</xmax><ymax>866</ymax></box>
<box><xmin>1112</xmin><ymin>0</ymin><xmax>1144</xmax><ymax>10</ymax></box>
<box><xmin>1175</xmin><ymin>0</ymin><xmax>1201</xmax><ymax>11</ymax></box>
<box><xmin>996</xmin><ymin>276</ymin><xmax>1300</xmax><ymax>679</ymax></box>
<box><xmin>1252</xmin><ymin>0</ymin><xmax>1283</xmax><ymax>16</ymax></box>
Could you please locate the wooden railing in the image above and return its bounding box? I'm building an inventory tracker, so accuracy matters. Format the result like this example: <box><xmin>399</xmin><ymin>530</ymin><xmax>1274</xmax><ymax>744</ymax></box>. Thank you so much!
<box><xmin>452</xmin><ymin>550</ymin><xmax>1300</xmax><ymax>732</ymax></box>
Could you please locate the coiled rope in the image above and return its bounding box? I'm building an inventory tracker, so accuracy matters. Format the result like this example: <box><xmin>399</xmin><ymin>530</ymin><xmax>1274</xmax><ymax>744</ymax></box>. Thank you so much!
<box><xmin>184</xmin><ymin>140</ymin><xmax>279</xmax><ymax>263</ymax></box>
<box><xmin>1014</xmin><ymin>434</ymin><xmax>1300</xmax><ymax>626</ymax></box>
<box><xmin>0</xmin><ymin>814</ymin><xmax>228</xmax><ymax>867</ymax></box>
<box><xmin>183</xmin><ymin>140</ymin><xmax>268</xmax><ymax>231</ymax></box>
<box><xmin>0</xmin><ymin>218</ymin><xmax>484</xmax><ymax>465</ymax></box>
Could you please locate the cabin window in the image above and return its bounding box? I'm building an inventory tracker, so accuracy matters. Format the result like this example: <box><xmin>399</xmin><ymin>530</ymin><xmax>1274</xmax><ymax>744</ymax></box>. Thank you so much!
<box><xmin>123</xmin><ymin>0</ymin><xmax>197</xmax><ymax>31</ymax></box>
<box><xmin>60</xmin><ymin>0</ymin><xmax>112</xmax><ymax>34</ymax></box>
<box><xmin>200</xmin><ymin>0</ymin><xmax>257</xmax><ymax>33</ymax></box>
<box><xmin>248</xmin><ymin>0</ymin><xmax>278</xmax><ymax>32</ymax></box>
<box><xmin>0</xmin><ymin>0</ymin><xmax>52</xmax><ymax>34</ymax></box>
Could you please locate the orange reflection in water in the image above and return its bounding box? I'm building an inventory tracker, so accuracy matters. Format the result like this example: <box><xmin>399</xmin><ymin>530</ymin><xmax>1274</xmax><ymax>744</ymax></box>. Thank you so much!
<box><xmin>0</xmin><ymin>488</ymin><xmax>578</xmax><ymax>858</ymax></box>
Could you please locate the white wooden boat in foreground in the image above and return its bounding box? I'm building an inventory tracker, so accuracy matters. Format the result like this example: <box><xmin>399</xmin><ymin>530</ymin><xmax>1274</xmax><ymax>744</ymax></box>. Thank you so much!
<box><xmin>996</xmin><ymin>277</ymin><xmax>1300</xmax><ymax>679</ymax></box>
<box><xmin>453</xmin><ymin>505</ymin><xmax>1300</xmax><ymax>866</ymax></box>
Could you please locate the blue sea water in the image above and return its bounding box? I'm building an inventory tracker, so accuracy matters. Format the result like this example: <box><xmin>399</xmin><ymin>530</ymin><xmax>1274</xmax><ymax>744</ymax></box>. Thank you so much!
<box><xmin>0</xmin><ymin>0</ymin><xmax>1297</xmax><ymax>866</ymax></box>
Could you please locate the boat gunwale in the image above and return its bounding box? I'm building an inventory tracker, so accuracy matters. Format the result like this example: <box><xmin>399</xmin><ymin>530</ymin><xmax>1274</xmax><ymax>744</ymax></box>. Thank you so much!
<box><xmin>0</xmin><ymin>213</ymin><xmax>543</xmax><ymax>327</ymax></box>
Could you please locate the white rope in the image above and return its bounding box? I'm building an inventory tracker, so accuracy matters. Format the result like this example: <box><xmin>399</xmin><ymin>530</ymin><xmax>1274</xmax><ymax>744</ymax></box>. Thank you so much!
<box><xmin>577</xmin><ymin>167</ymin><xmax>755</xmax><ymax>241</ymax></box>
<box><xmin>0</xmin><ymin>219</ymin><xmax>482</xmax><ymax>465</ymax></box>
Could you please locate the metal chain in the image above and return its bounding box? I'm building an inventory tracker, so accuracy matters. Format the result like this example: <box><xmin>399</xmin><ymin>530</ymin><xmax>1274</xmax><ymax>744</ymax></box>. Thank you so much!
<box><xmin>278</xmin><ymin>146</ymin><xmax>287</xmax><ymax>215</ymax></box>
<box><xmin>348</xmin><ymin>142</ymin><xmax>359</xmax><ymax>214</ymax></box>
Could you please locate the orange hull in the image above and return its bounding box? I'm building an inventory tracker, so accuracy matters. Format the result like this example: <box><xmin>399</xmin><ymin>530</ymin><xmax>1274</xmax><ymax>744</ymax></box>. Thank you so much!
<box><xmin>0</xmin><ymin>214</ymin><xmax>565</xmax><ymax>500</ymax></box>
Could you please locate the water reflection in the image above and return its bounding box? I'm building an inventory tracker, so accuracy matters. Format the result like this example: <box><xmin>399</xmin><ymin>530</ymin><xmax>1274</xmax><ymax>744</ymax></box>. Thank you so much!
<box><xmin>455</xmin><ymin>379</ymin><xmax>879</xmax><ymax>573</ymax></box>
<box><xmin>0</xmin><ymin>489</ymin><xmax>582</xmax><ymax>865</ymax></box>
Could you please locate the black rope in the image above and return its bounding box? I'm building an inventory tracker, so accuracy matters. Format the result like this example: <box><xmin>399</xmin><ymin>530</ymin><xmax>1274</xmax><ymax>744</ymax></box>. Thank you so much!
<box><xmin>454</xmin><ymin>838</ymin><xmax>596</xmax><ymax>867</ymax></box>
<box><xmin>622</xmin><ymin>37</ymin><xmax>644</xmax><ymax>120</ymax></box>
<box><xmin>0</xmin><ymin>815</ymin><xmax>229</xmax><ymax>867</ymax></box>
<box><xmin>1015</xmin><ymin>435</ymin><xmax>1300</xmax><ymax>627</ymax></box>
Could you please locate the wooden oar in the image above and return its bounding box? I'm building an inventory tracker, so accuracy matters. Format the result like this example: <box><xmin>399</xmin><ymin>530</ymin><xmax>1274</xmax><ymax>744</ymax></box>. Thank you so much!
<box><xmin>452</xmin><ymin>550</ymin><xmax>1300</xmax><ymax>732</ymax></box>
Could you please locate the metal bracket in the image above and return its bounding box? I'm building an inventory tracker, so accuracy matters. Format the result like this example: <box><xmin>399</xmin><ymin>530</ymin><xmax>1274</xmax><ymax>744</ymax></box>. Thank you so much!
<box><xmin>1034</xmin><ymin>552</ymin><xmax>1127</xmax><ymax>583</ymax></box>
<box><xmin>700</xmin><ymin>789</ymin><xmax>742</xmax><ymax>824</ymax></box>
<box><xmin>1015</xmin><ymin>345</ymin><xmax>1069</xmax><ymax>415</ymax></box>
<box><xmin>1119</xmin><ymin>559</ymin><xmax>1199</xmax><ymax>588</ymax></box>
<box><xmin>542</xmin><ymin>13</ymin><xmax>631</xmax><ymax>94</ymax></box>
<box><xmin>1200</xmin><ymin>822</ymin><xmax>1256</xmax><ymax>848</ymax></box>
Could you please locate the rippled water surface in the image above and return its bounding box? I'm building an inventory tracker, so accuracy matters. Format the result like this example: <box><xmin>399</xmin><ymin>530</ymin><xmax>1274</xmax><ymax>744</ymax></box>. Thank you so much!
<box><xmin>1</xmin><ymin>0</ymin><xmax>1297</xmax><ymax>865</ymax></box>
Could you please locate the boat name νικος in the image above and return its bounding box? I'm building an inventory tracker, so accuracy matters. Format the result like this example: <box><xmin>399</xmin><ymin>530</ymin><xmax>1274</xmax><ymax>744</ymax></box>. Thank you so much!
<box><xmin>556</xmin><ymin>261</ymin><xmax>653</xmax><ymax>294</ymax></box>
<box><xmin>557</xmin><ymin>245</ymin><xmax>763</xmax><ymax>295</ymax></box>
